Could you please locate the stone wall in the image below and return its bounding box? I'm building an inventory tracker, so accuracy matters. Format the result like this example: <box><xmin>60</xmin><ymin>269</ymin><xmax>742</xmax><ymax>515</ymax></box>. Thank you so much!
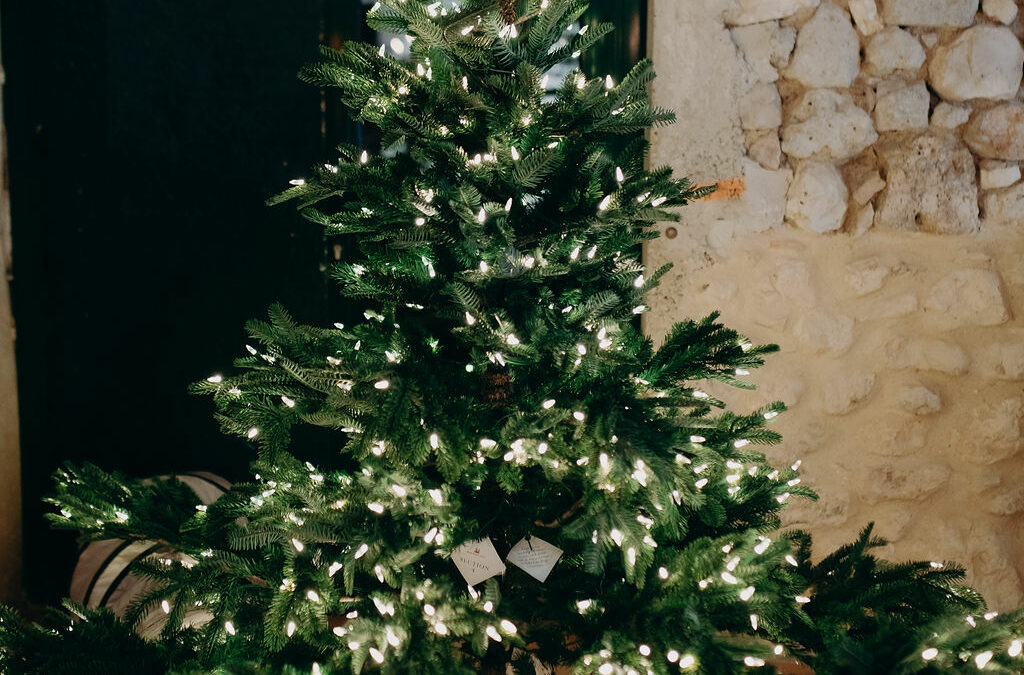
<box><xmin>646</xmin><ymin>0</ymin><xmax>1024</xmax><ymax>609</ymax></box>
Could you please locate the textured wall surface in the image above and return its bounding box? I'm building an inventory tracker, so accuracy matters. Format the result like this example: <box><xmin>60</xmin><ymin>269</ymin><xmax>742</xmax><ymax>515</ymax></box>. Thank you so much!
<box><xmin>647</xmin><ymin>0</ymin><xmax>1024</xmax><ymax>609</ymax></box>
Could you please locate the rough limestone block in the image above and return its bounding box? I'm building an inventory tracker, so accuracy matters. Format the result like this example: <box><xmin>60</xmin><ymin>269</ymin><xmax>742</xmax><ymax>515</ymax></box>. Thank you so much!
<box><xmin>873</xmin><ymin>80</ymin><xmax>929</xmax><ymax>132</ymax></box>
<box><xmin>848</xmin><ymin>203</ymin><xmax>875</xmax><ymax>237</ymax></box>
<box><xmin>924</xmin><ymin>269</ymin><xmax>1010</xmax><ymax>327</ymax></box>
<box><xmin>987</xmin><ymin>484</ymin><xmax>1024</xmax><ymax>515</ymax></box>
<box><xmin>781</xmin><ymin>89</ymin><xmax>878</xmax><ymax>161</ymax></box>
<box><xmin>785</xmin><ymin>161</ymin><xmax>848</xmax><ymax>233</ymax></box>
<box><xmin>849</xmin><ymin>0</ymin><xmax>884</xmax><ymax>35</ymax></box>
<box><xmin>724</xmin><ymin>0</ymin><xmax>821</xmax><ymax>26</ymax></box>
<box><xmin>793</xmin><ymin>310</ymin><xmax>855</xmax><ymax>356</ymax></box>
<box><xmin>873</xmin><ymin>132</ymin><xmax>979</xmax><ymax>234</ymax></box>
<box><xmin>964</xmin><ymin>103</ymin><xmax>1024</xmax><ymax>161</ymax></box>
<box><xmin>823</xmin><ymin>371</ymin><xmax>875</xmax><ymax>414</ymax></box>
<box><xmin>980</xmin><ymin>161</ymin><xmax>1021</xmax><ymax>190</ymax></box>
<box><xmin>770</xmin><ymin>260</ymin><xmax>817</xmax><ymax>306</ymax></box>
<box><xmin>746</xmin><ymin>131</ymin><xmax>782</xmax><ymax>170</ymax></box>
<box><xmin>785</xmin><ymin>488</ymin><xmax>850</xmax><ymax>527</ymax></box>
<box><xmin>705</xmin><ymin>159</ymin><xmax>791</xmax><ymax>251</ymax></box>
<box><xmin>851</xmin><ymin>171</ymin><xmax>886</xmax><ymax>205</ymax></box>
<box><xmin>861</xmin><ymin>291</ymin><xmax>919</xmax><ymax>319</ymax></box>
<box><xmin>931</xmin><ymin>102</ymin><xmax>972</xmax><ymax>129</ymax></box>
<box><xmin>731</xmin><ymin>23</ymin><xmax>784</xmax><ymax>83</ymax></box>
<box><xmin>980</xmin><ymin>336</ymin><xmax>1024</xmax><ymax>380</ymax></box>
<box><xmin>982</xmin><ymin>182</ymin><xmax>1024</xmax><ymax>225</ymax></box>
<box><xmin>760</xmin><ymin>376</ymin><xmax>806</xmax><ymax>407</ymax></box>
<box><xmin>864</xmin><ymin>28</ymin><xmax>926</xmax><ymax>76</ymax></box>
<box><xmin>845</xmin><ymin>257</ymin><xmax>891</xmax><ymax>295</ymax></box>
<box><xmin>771</xmin><ymin>26</ymin><xmax>797</xmax><ymax>70</ymax></box>
<box><xmin>928</xmin><ymin>26</ymin><xmax>1024</xmax><ymax>101</ymax></box>
<box><xmin>886</xmin><ymin>337</ymin><xmax>970</xmax><ymax>374</ymax></box>
<box><xmin>897</xmin><ymin>386</ymin><xmax>942</xmax><ymax>415</ymax></box>
<box><xmin>739</xmin><ymin>82</ymin><xmax>782</xmax><ymax>130</ymax></box>
<box><xmin>983</xmin><ymin>0</ymin><xmax>1018</xmax><ymax>24</ymax></box>
<box><xmin>973</xmin><ymin>398</ymin><xmax>1024</xmax><ymax>463</ymax></box>
<box><xmin>784</xmin><ymin>4</ymin><xmax>861</xmax><ymax>88</ymax></box>
<box><xmin>864</xmin><ymin>461</ymin><xmax>950</xmax><ymax>502</ymax></box>
<box><xmin>879</xmin><ymin>0</ymin><xmax>979</xmax><ymax>27</ymax></box>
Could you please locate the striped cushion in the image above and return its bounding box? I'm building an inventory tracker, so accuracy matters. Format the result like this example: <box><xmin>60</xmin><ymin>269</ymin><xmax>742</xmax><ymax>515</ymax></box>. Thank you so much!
<box><xmin>68</xmin><ymin>472</ymin><xmax>230</xmax><ymax>638</ymax></box>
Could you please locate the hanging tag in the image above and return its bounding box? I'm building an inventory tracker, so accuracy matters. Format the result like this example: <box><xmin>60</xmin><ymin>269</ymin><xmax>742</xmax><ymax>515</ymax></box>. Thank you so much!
<box><xmin>506</xmin><ymin>536</ymin><xmax>563</xmax><ymax>582</ymax></box>
<box><xmin>452</xmin><ymin>538</ymin><xmax>506</xmax><ymax>586</ymax></box>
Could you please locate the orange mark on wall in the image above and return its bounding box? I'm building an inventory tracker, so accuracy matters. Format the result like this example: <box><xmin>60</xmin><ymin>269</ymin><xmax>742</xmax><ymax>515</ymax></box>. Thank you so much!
<box><xmin>697</xmin><ymin>177</ymin><xmax>746</xmax><ymax>201</ymax></box>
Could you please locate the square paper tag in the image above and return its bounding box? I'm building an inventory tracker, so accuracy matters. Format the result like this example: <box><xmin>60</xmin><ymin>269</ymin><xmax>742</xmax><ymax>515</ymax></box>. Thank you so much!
<box><xmin>452</xmin><ymin>538</ymin><xmax>506</xmax><ymax>586</ymax></box>
<box><xmin>505</xmin><ymin>536</ymin><xmax>563</xmax><ymax>583</ymax></box>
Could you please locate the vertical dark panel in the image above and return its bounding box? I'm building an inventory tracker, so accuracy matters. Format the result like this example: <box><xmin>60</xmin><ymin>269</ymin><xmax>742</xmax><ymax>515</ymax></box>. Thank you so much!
<box><xmin>580</xmin><ymin>0</ymin><xmax>647</xmax><ymax>82</ymax></box>
<box><xmin>3</xmin><ymin>0</ymin><xmax>328</xmax><ymax>602</ymax></box>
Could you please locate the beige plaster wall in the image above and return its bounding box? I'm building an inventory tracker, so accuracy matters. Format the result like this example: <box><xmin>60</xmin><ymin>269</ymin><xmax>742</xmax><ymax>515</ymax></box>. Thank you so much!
<box><xmin>0</xmin><ymin>48</ymin><xmax>22</xmax><ymax>604</ymax></box>
<box><xmin>646</xmin><ymin>0</ymin><xmax>1024</xmax><ymax>610</ymax></box>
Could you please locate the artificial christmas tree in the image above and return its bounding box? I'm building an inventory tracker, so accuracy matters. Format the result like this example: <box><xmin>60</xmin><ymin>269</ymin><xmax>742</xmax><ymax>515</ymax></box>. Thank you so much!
<box><xmin>3</xmin><ymin>1</ymin><xmax>1024</xmax><ymax>673</ymax></box>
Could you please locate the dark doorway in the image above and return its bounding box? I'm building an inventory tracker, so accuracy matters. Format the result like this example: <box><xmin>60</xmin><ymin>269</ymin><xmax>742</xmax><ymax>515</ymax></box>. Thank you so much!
<box><xmin>2</xmin><ymin>0</ymin><xmax>345</xmax><ymax>603</ymax></box>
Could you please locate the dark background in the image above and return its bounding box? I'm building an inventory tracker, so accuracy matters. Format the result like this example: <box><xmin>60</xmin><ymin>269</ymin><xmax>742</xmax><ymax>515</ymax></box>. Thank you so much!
<box><xmin>2</xmin><ymin>0</ymin><xmax>645</xmax><ymax>604</ymax></box>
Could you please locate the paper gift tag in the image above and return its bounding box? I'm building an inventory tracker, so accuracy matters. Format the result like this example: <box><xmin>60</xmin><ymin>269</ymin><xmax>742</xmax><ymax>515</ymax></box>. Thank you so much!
<box><xmin>452</xmin><ymin>538</ymin><xmax>506</xmax><ymax>586</ymax></box>
<box><xmin>505</xmin><ymin>536</ymin><xmax>563</xmax><ymax>583</ymax></box>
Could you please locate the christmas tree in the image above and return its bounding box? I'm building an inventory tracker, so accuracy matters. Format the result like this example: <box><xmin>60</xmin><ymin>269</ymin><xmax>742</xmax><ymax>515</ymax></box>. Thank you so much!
<box><xmin>3</xmin><ymin>1</ymin><xmax>1024</xmax><ymax>673</ymax></box>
